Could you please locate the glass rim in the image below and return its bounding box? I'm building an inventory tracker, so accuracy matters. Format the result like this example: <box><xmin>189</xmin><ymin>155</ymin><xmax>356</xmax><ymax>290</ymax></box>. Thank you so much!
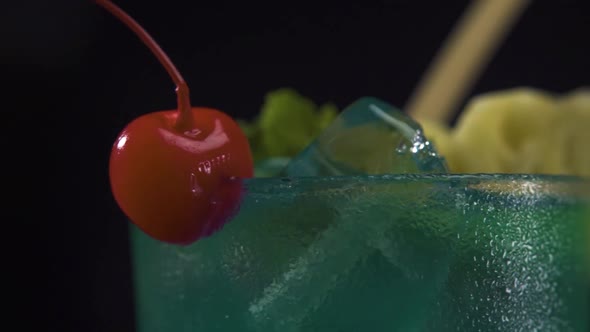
<box><xmin>242</xmin><ymin>173</ymin><xmax>590</xmax><ymax>196</ymax></box>
<box><xmin>246</xmin><ymin>173</ymin><xmax>588</xmax><ymax>183</ymax></box>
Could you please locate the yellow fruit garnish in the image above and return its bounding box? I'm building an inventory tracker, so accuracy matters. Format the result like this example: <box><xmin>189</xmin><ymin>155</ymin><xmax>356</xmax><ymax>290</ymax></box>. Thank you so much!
<box><xmin>555</xmin><ymin>89</ymin><xmax>590</xmax><ymax>177</ymax></box>
<box><xmin>417</xmin><ymin>87</ymin><xmax>590</xmax><ymax>177</ymax></box>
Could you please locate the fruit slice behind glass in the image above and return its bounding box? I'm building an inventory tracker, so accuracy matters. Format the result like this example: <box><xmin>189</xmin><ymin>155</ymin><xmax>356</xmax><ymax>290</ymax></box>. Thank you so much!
<box><xmin>451</xmin><ymin>88</ymin><xmax>558</xmax><ymax>174</ymax></box>
<box><xmin>450</xmin><ymin>87</ymin><xmax>590</xmax><ymax>177</ymax></box>
<box><xmin>553</xmin><ymin>89</ymin><xmax>590</xmax><ymax>177</ymax></box>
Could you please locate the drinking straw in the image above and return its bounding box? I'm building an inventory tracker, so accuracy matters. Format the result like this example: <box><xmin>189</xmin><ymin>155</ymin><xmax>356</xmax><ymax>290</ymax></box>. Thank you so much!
<box><xmin>405</xmin><ymin>0</ymin><xmax>531</xmax><ymax>124</ymax></box>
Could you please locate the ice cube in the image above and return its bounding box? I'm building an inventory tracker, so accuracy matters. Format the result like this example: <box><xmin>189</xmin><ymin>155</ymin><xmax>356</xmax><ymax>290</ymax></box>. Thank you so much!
<box><xmin>248</xmin><ymin>98</ymin><xmax>453</xmax><ymax>329</ymax></box>
<box><xmin>283</xmin><ymin>97</ymin><xmax>448</xmax><ymax>176</ymax></box>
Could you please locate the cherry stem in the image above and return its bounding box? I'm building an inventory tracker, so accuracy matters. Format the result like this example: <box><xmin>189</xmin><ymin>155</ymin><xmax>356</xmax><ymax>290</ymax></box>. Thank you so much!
<box><xmin>95</xmin><ymin>0</ymin><xmax>194</xmax><ymax>131</ymax></box>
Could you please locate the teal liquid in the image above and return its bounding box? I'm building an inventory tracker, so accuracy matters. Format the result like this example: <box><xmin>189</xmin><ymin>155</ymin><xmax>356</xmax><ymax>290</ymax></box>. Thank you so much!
<box><xmin>131</xmin><ymin>174</ymin><xmax>589</xmax><ymax>331</ymax></box>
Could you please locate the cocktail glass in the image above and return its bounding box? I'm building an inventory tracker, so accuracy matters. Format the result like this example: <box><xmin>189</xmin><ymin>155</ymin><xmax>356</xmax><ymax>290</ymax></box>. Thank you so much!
<box><xmin>129</xmin><ymin>97</ymin><xmax>589</xmax><ymax>331</ymax></box>
<box><xmin>130</xmin><ymin>172</ymin><xmax>589</xmax><ymax>331</ymax></box>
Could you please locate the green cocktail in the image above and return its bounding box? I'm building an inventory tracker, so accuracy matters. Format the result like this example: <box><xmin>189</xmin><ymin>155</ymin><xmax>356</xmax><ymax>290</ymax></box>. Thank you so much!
<box><xmin>131</xmin><ymin>174</ymin><xmax>589</xmax><ymax>331</ymax></box>
<box><xmin>130</xmin><ymin>98</ymin><xmax>589</xmax><ymax>331</ymax></box>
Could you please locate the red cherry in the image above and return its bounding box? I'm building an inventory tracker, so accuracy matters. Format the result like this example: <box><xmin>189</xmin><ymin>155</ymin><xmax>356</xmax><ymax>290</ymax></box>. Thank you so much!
<box><xmin>110</xmin><ymin>108</ymin><xmax>253</xmax><ymax>244</ymax></box>
<box><xmin>96</xmin><ymin>0</ymin><xmax>253</xmax><ymax>244</ymax></box>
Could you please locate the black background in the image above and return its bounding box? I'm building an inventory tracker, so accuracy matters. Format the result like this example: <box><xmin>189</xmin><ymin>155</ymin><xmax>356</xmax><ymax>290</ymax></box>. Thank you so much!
<box><xmin>3</xmin><ymin>0</ymin><xmax>588</xmax><ymax>331</ymax></box>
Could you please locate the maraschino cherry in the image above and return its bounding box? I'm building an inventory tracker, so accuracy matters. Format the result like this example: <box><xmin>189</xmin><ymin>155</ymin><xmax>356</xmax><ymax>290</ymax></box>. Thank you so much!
<box><xmin>96</xmin><ymin>0</ymin><xmax>253</xmax><ymax>245</ymax></box>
